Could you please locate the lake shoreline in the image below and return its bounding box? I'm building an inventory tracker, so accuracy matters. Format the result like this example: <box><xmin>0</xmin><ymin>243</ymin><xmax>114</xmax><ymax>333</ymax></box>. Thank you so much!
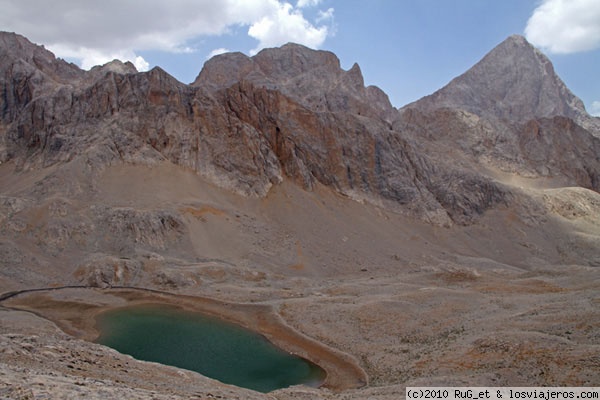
<box><xmin>95</xmin><ymin>303</ymin><xmax>327</xmax><ymax>392</ymax></box>
<box><xmin>1</xmin><ymin>286</ymin><xmax>368</xmax><ymax>392</ymax></box>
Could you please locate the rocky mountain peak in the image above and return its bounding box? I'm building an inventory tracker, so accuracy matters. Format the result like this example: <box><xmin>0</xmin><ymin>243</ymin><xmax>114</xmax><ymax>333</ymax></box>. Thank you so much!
<box><xmin>193</xmin><ymin>43</ymin><xmax>342</xmax><ymax>89</ymax></box>
<box><xmin>193</xmin><ymin>43</ymin><xmax>392</xmax><ymax>118</ymax></box>
<box><xmin>405</xmin><ymin>34</ymin><xmax>587</xmax><ymax>122</ymax></box>
<box><xmin>0</xmin><ymin>32</ymin><xmax>85</xmax><ymax>124</ymax></box>
<box><xmin>0</xmin><ymin>31</ymin><xmax>52</xmax><ymax>63</ymax></box>
<box><xmin>0</xmin><ymin>31</ymin><xmax>83</xmax><ymax>84</ymax></box>
<box><xmin>0</xmin><ymin>31</ymin><xmax>36</xmax><ymax>56</ymax></box>
<box><xmin>90</xmin><ymin>59</ymin><xmax>138</xmax><ymax>76</ymax></box>
<box><xmin>192</xmin><ymin>51</ymin><xmax>257</xmax><ymax>89</ymax></box>
<box><xmin>252</xmin><ymin>42</ymin><xmax>342</xmax><ymax>81</ymax></box>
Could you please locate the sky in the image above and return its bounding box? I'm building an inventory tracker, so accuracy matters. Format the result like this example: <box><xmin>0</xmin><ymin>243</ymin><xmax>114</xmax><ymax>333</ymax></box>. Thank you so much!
<box><xmin>1</xmin><ymin>0</ymin><xmax>599</xmax><ymax>115</ymax></box>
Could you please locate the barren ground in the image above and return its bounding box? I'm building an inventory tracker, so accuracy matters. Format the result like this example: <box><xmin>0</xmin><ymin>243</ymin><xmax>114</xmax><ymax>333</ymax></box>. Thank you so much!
<box><xmin>1</xmin><ymin>162</ymin><xmax>599</xmax><ymax>399</ymax></box>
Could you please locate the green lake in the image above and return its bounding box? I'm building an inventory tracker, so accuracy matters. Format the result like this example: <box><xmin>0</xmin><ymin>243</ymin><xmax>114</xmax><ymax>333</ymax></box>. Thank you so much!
<box><xmin>95</xmin><ymin>304</ymin><xmax>325</xmax><ymax>393</ymax></box>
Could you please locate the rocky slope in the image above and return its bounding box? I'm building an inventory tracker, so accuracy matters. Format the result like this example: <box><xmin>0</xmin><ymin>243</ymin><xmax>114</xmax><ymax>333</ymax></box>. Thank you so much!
<box><xmin>1</xmin><ymin>32</ymin><xmax>599</xmax><ymax>399</ymax></box>
<box><xmin>404</xmin><ymin>35</ymin><xmax>588</xmax><ymax>122</ymax></box>
<box><xmin>397</xmin><ymin>35</ymin><xmax>600</xmax><ymax>197</ymax></box>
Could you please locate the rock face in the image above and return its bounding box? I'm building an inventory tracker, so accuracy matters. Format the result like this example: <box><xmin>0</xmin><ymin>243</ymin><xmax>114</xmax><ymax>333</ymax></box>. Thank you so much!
<box><xmin>0</xmin><ymin>31</ymin><xmax>598</xmax><ymax>225</ymax></box>
<box><xmin>406</xmin><ymin>35</ymin><xmax>587</xmax><ymax>122</ymax></box>
<box><xmin>194</xmin><ymin>43</ymin><xmax>394</xmax><ymax>121</ymax></box>
<box><xmin>397</xmin><ymin>35</ymin><xmax>600</xmax><ymax>196</ymax></box>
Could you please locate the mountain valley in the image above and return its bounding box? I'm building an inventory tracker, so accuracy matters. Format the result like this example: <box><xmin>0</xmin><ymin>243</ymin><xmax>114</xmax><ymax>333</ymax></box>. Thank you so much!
<box><xmin>0</xmin><ymin>32</ymin><xmax>599</xmax><ymax>398</ymax></box>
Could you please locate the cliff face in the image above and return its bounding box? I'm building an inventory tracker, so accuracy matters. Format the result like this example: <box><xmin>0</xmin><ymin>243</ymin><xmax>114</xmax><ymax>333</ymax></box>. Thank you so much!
<box><xmin>0</xmin><ymin>32</ymin><xmax>598</xmax><ymax>226</ymax></box>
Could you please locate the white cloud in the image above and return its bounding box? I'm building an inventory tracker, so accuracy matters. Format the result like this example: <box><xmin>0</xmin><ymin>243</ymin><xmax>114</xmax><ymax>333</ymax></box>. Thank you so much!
<box><xmin>0</xmin><ymin>0</ymin><xmax>333</xmax><ymax>69</ymax></box>
<box><xmin>317</xmin><ymin>7</ymin><xmax>335</xmax><ymax>23</ymax></box>
<box><xmin>590</xmin><ymin>101</ymin><xmax>600</xmax><ymax>117</ymax></box>
<box><xmin>297</xmin><ymin>0</ymin><xmax>322</xmax><ymax>7</ymax></box>
<box><xmin>133</xmin><ymin>56</ymin><xmax>150</xmax><ymax>72</ymax></box>
<box><xmin>47</xmin><ymin>43</ymin><xmax>151</xmax><ymax>72</ymax></box>
<box><xmin>207</xmin><ymin>48</ymin><xmax>231</xmax><ymax>59</ymax></box>
<box><xmin>248</xmin><ymin>2</ymin><xmax>328</xmax><ymax>55</ymax></box>
<box><xmin>525</xmin><ymin>0</ymin><xmax>600</xmax><ymax>53</ymax></box>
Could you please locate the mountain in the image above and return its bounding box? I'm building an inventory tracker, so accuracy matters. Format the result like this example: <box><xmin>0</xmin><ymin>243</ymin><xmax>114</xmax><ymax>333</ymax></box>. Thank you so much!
<box><xmin>0</xmin><ymin>33</ymin><xmax>555</xmax><ymax>227</ymax></box>
<box><xmin>194</xmin><ymin>43</ymin><xmax>395</xmax><ymax>121</ymax></box>
<box><xmin>397</xmin><ymin>35</ymin><xmax>600</xmax><ymax>196</ymax></box>
<box><xmin>1</xmin><ymin>30</ymin><xmax>599</xmax><ymax>273</ymax></box>
<box><xmin>1</xmin><ymin>32</ymin><xmax>600</xmax><ymax>398</ymax></box>
<box><xmin>405</xmin><ymin>35</ymin><xmax>588</xmax><ymax>122</ymax></box>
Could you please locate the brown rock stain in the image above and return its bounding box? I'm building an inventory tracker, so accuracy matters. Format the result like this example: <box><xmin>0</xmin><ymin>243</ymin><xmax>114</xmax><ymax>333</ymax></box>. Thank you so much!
<box><xmin>180</xmin><ymin>205</ymin><xmax>226</xmax><ymax>218</ymax></box>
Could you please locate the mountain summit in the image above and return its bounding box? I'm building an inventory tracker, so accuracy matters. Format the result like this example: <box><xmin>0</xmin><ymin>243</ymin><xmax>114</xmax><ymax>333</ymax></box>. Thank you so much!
<box><xmin>407</xmin><ymin>35</ymin><xmax>587</xmax><ymax>122</ymax></box>
<box><xmin>396</xmin><ymin>35</ymin><xmax>599</xmax><ymax>198</ymax></box>
<box><xmin>194</xmin><ymin>42</ymin><xmax>394</xmax><ymax>120</ymax></box>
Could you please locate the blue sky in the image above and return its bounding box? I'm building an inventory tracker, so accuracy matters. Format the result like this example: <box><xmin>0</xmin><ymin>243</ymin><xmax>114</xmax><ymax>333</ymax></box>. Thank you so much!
<box><xmin>1</xmin><ymin>0</ymin><xmax>599</xmax><ymax>114</ymax></box>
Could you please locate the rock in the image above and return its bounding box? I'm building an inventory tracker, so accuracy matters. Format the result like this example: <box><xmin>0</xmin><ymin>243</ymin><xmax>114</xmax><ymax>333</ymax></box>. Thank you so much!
<box><xmin>518</xmin><ymin>116</ymin><xmax>600</xmax><ymax>190</ymax></box>
<box><xmin>404</xmin><ymin>35</ymin><xmax>587</xmax><ymax>123</ymax></box>
<box><xmin>195</xmin><ymin>43</ymin><xmax>395</xmax><ymax>120</ymax></box>
<box><xmin>397</xmin><ymin>35</ymin><xmax>600</xmax><ymax>197</ymax></box>
<box><xmin>0</xmin><ymin>32</ymin><xmax>83</xmax><ymax>126</ymax></box>
<box><xmin>74</xmin><ymin>254</ymin><xmax>143</xmax><ymax>288</ymax></box>
<box><xmin>98</xmin><ymin>207</ymin><xmax>186</xmax><ymax>250</ymax></box>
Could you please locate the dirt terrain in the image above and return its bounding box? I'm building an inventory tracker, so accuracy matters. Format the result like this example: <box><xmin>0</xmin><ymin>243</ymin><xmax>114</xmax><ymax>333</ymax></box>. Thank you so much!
<box><xmin>1</xmin><ymin>162</ymin><xmax>599</xmax><ymax>399</ymax></box>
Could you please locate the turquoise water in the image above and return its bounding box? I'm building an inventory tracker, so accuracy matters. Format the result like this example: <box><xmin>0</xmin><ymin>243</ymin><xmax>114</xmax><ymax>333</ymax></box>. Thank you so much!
<box><xmin>95</xmin><ymin>304</ymin><xmax>325</xmax><ymax>393</ymax></box>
